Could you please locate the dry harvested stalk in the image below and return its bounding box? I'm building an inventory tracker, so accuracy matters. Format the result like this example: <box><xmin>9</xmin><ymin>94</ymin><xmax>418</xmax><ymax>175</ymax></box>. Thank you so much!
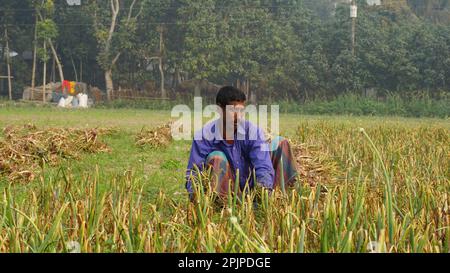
<box><xmin>265</xmin><ymin>127</ymin><xmax>337</xmax><ymax>187</ymax></box>
<box><xmin>290</xmin><ymin>140</ymin><xmax>339</xmax><ymax>187</ymax></box>
<box><xmin>0</xmin><ymin>124</ymin><xmax>114</xmax><ymax>182</ymax></box>
<box><xmin>135</xmin><ymin>122</ymin><xmax>173</xmax><ymax>148</ymax></box>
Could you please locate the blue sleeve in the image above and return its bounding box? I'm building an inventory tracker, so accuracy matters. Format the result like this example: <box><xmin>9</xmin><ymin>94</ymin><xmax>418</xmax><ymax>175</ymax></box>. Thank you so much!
<box><xmin>185</xmin><ymin>137</ymin><xmax>211</xmax><ymax>194</ymax></box>
<box><xmin>248</xmin><ymin>129</ymin><xmax>274</xmax><ymax>189</ymax></box>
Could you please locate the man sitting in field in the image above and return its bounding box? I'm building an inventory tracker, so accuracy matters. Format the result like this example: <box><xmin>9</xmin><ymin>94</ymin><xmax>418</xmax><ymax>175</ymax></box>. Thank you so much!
<box><xmin>185</xmin><ymin>86</ymin><xmax>298</xmax><ymax>200</ymax></box>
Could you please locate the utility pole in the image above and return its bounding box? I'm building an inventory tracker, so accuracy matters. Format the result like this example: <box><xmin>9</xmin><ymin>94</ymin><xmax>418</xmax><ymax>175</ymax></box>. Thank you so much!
<box><xmin>4</xmin><ymin>27</ymin><xmax>13</xmax><ymax>100</ymax></box>
<box><xmin>157</xmin><ymin>25</ymin><xmax>166</xmax><ymax>99</ymax></box>
<box><xmin>350</xmin><ymin>0</ymin><xmax>357</xmax><ymax>56</ymax></box>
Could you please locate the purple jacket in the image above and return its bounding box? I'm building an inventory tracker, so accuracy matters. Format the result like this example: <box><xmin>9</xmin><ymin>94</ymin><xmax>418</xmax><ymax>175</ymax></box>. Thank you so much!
<box><xmin>185</xmin><ymin>119</ymin><xmax>274</xmax><ymax>193</ymax></box>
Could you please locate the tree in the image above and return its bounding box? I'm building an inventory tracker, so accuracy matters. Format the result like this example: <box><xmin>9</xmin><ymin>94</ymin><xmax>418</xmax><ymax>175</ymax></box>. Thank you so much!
<box><xmin>54</xmin><ymin>1</ymin><xmax>93</xmax><ymax>83</ymax></box>
<box><xmin>217</xmin><ymin>0</ymin><xmax>272</xmax><ymax>102</ymax></box>
<box><xmin>85</xmin><ymin>0</ymin><xmax>145</xmax><ymax>101</ymax></box>
<box><xmin>1</xmin><ymin>0</ymin><xmax>449</xmax><ymax>101</ymax></box>
<box><xmin>268</xmin><ymin>0</ymin><xmax>328</xmax><ymax>100</ymax></box>
<box><xmin>35</xmin><ymin>0</ymin><xmax>65</xmax><ymax>85</ymax></box>
<box><xmin>0</xmin><ymin>0</ymin><xmax>19</xmax><ymax>100</ymax></box>
<box><xmin>178</xmin><ymin>0</ymin><xmax>218</xmax><ymax>83</ymax></box>
<box><xmin>36</xmin><ymin>19</ymin><xmax>55</xmax><ymax>101</ymax></box>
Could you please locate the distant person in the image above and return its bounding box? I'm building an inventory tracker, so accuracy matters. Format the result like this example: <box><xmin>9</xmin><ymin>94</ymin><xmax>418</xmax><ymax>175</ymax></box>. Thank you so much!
<box><xmin>185</xmin><ymin>86</ymin><xmax>298</xmax><ymax>201</ymax></box>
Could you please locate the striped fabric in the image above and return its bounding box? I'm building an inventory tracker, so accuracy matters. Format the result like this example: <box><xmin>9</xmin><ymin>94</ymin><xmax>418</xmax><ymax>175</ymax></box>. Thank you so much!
<box><xmin>205</xmin><ymin>136</ymin><xmax>298</xmax><ymax>198</ymax></box>
<box><xmin>269</xmin><ymin>136</ymin><xmax>298</xmax><ymax>189</ymax></box>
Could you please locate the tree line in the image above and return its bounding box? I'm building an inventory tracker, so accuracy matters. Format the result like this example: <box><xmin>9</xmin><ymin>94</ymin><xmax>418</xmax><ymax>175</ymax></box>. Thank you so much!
<box><xmin>0</xmin><ymin>0</ymin><xmax>449</xmax><ymax>102</ymax></box>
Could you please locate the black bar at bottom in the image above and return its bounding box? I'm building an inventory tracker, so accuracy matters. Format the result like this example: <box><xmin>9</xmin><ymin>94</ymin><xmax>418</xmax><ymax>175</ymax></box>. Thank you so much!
<box><xmin>0</xmin><ymin>253</ymin><xmax>447</xmax><ymax>272</ymax></box>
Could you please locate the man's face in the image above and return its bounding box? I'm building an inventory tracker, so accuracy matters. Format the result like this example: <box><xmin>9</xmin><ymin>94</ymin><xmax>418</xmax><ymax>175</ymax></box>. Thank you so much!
<box><xmin>222</xmin><ymin>101</ymin><xmax>245</xmax><ymax>133</ymax></box>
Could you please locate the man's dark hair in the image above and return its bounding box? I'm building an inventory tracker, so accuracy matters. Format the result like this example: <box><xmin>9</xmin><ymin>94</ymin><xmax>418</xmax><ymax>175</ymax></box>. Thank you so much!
<box><xmin>216</xmin><ymin>86</ymin><xmax>246</xmax><ymax>107</ymax></box>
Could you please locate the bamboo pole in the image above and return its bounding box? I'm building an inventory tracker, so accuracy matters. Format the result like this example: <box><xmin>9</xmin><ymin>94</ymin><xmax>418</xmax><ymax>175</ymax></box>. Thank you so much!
<box><xmin>43</xmin><ymin>41</ymin><xmax>47</xmax><ymax>103</ymax></box>
<box><xmin>31</xmin><ymin>15</ymin><xmax>38</xmax><ymax>100</ymax></box>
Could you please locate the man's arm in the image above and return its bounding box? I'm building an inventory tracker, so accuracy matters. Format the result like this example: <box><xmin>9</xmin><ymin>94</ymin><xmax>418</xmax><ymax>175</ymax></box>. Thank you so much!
<box><xmin>185</xmin><ymin>137</ymin><xmax>210</xmax><ymax>194</ymax></box>
<box><xmin>248</xmin><ymin>128</ymin><xmax>275</xmax><ymax>189</ymax></box>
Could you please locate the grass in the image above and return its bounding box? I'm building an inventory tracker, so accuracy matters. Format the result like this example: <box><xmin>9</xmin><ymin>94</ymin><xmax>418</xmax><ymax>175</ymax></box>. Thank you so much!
<box><xmin>2</xmin><ymin>92</ymin><xmax>448</xmax><ymax>118</ymax></box>
<box><xmin>0</xmin><ymin>107</ymin><xmax>448</xmax><ymax>252</ymax></box>
<box><xmin>275</xmin><ymin>93</ymin><xmax>450</xmax><ymax>118</ymax></box>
